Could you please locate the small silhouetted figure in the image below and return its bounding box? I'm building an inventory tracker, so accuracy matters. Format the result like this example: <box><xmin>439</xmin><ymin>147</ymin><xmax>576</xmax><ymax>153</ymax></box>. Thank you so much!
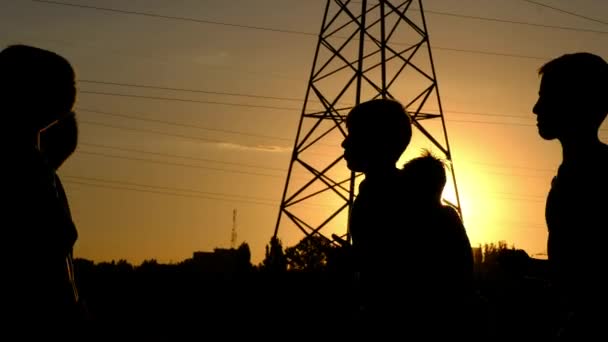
<box><xmin>341</xmin><ymin>98</ymin><xmax>413</xmax><ymax>336</ymax></box>
<box><xmin>0</xmin><ymin>45</ymin><xmax>81</xmax><ymax>333</ymax></box>
<box><xmin>400</xmin><ymin>150</ymin><xmax>475</xmax><ymax>338</ymax></box>
<box><xmin>533</xmin><ymin>52</ymin><xmax>608</xmax><ymax>341</ymax></box>
<box><xmin>400</xmin><ymin>151</ymin><xmax>473</xmax><ymax>289</ymax></box>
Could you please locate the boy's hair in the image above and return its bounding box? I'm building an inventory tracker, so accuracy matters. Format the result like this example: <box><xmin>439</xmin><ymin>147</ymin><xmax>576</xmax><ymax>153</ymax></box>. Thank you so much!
<box><xmin>0</xmin><ymin>44</ymin><xmax>76</xmax><ymax>128</ymax></box>
<box><xmin>346</xmin><ymin>98</ymin><xmax>412</xmax><ymax>160</ymax></box>
<box><xmin>401</xmin><ymin>149</ymin><xmax>447</xmax><ymax>200</ymax></box>
<box><xmin>539</xmin><ymin>52</ymin><xmax>607</xmax><ymax>118</ymax></box>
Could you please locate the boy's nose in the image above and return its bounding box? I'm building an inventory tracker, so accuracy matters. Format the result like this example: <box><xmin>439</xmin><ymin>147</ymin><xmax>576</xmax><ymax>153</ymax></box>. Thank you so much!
<box><xmin>533</xmin><ymin>99</ymin><xmax>542</xmax><ymax>116</ymax></box>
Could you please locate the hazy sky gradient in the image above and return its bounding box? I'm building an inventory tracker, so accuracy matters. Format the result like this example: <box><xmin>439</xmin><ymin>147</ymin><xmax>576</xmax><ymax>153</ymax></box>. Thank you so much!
<box><xmin>2</xmin><ymin>0</ymin><xmax>607</xmax><ymax>264</ymax></box>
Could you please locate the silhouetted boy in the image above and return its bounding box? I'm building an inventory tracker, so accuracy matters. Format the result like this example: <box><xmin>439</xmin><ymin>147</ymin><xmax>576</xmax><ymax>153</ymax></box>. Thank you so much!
<box><xmin>39</xmin><ymin>111</ymin><xmax>86</xmax><ymax>321</ymax></box>
<box><xmin>0</xmin><ymin>45</ymin><xmax>81</xmax><ymax>332</ymax></box>
<box><xmin>341</xmin><ymin>98</ymin><xmax>412</xmax><ymax>336</ymax></box>
<box><xmin>400</xmin><ymin>150</ymin><xmax>475</xmax><ymax>338</ymax></box>
<box><xmin>400</xmin><ymin>150</ymin><xmax>473</xmax><ymax>293</ymax></box>
<box><xmin>533</xmin><ymin>52</ymin><xmax>608</xmax><ymax>341</ymax></box>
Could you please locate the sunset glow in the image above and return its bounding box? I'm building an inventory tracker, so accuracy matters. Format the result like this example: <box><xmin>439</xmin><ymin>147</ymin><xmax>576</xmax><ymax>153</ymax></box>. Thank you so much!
<box><xmin>3</xmin><ymin>0</ymin><xmax>606</xmax><ymax>264</ymax></box>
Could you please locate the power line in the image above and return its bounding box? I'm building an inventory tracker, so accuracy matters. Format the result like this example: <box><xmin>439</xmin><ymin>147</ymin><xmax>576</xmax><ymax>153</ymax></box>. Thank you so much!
<box><xmin>31</xmin><ymin>0</ymin><xmax>608</xmax><ymax>38</ymax></box>
<box><xmin>78</xmin><ymin>107</ymin><xmax>536</xmax><ymax>136</ymax></box>
<box><xmin>424</xmin><ymin>8</ymin><xmax>608</xmax><ymax>34</ymax></box>
<box><xmin>79</xmin><ymin>90</ymin><xmax>543</xmax><ymax>130</ymax></box>
<box><xmin>447</xmin><ymin>119</ymin><xmax>534</xmax><ymax>127</ymax></box>
<box><xmin>78</xmin><ymin>120</ymin><xmax>337</xmax><ymax>157</ymax></box>
<box><xmin>79</xmin><ymin>142</ymin><xmax>286</xmax><ymax>171</ymax></box>
<box><xmin>431</xmin><ymin>46</ymin><xmax>545</xmax><ymax>61</ymax></box>
<box><xmin>79</xmin><ymin>91</ymin><xmax>302</xmax><ymax>111</ymax></box>
<box><xmin>76</xmin><ymin>104</ymin><xmax>537</xmax><ymax>152</ymax></box>
<box><xmin>79</xmin><ymin>80</ymin><xmax>528</xmax><ymax>120</ymax></box>
<box><xmin>79</xmin><ymin>120</ymin><xmax>223</xmax><ymax>144</ymax></box>
<box><xmin>64</xmin><ymin>179</ymin><xmax>279</xmax><ymax>207</ymax></box>
<box><xmin>76</xmin><ymin>107</ymin><xmax>293</xmax><ymax>141</ymax></box>
<box><xmin>79</xmin><ymin>80</ymin><xmax>527</xmax><ymax>119</ymax></box>
<box><xmin>467</xmin><ymin>160</ymin><xmax>555</xmax><ymax>172</ymax></box>
<box><xmin>76</xmin><ymin>150</ymin><xmax>286</xmax><ymax>179</ymax></box>
<box><xmin>78</xmin><ymin>85</ymin><xmax>535</xmax><ymax>122</ymax></box>
<box><xmin>77</xmin><ymin>100</ymin><xmax>605</xmax><ymax>134</ymax></box>
<box><xmin>450</xmin><ymin>119</ymin><xmax>608</xmax><ymax>132</ymax></box>
<box><xmin>63</xmin><ymin>175</ymin><xmax>278</xmax><ymax>201</ymax></box>
<box><xmin>481</xmin><ymin>169</ymin><xmax>553</xmax><ymax>180</ymax></box>
<box><xmin>78</xmin><ymin>91</ymin><xmax>352</xmax><ymax>118</ymax></box>
<box><xmin>31</xmin><ymin>0</ymin><xmax>317</xmax><ymax>36</ymax></box>
<box><xmin>26</xmin><ymin>3</ymin><xmax>553</xmax><ymax>61</ymax></box>
<box><xmin>77</xmin><ymin>108</ymin><xmax>340</xmax><ymax>150</ymax></box>
<box><xmin>63</xmin><ymin>175</ymin><xmax>335</xmax><ymax>208</ymax></box>
<box><xmin>69</xmin><ymin>152</ymin><xmax>555</xmax><ymax>207</ymax></box>
<box><xmin>62</xmin><ymin>174</ymin><xmax>548</xmax><ymax>208</ymax></box>
<box><xmin>77</xmin><ymin>142</ymin><xmax>558</xmax><ymax>183</ymax></box>
<box><xmin>78</xmin><ymin>80</ymin><xmax>305</xmax><ymax>102</ymax></box>
<box><xmin>77</xmin><ymin>146</ymin><xmax>324</xmax><ymax>181</ymax></box>
<box><xmin>439</xmin><ymin>109</ymin><xmax>528</xmax><ymax>119</ymax></box>
<box><xmin>521</xmin><ymin>0</ymin><xmax>608</xmax><ymax>26</ymax></box>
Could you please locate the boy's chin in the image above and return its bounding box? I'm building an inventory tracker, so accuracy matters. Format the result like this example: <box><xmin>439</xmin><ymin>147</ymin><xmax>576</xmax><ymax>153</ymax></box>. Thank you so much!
<box><xmin>345</xmin><ymin>161</ymin><xmax>365</xmax><ymax>173</ymax></box>
<box><xmin>537</xmin><ymin>127</ymin><xmax>557</xmax><ymax>140</ymax></box>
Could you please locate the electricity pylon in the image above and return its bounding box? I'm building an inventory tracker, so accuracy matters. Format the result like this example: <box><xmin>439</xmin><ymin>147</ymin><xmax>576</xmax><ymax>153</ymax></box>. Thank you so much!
<box><xmin>273</xmin><ymin>0</ymin><xmax>461</xmax><ymax>248</ymax></box>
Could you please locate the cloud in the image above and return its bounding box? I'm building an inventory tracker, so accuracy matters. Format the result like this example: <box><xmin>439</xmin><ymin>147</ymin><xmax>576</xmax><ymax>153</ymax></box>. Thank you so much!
<box><xmin>214</xmin><ymin>142</ymin><xmax>291</xmax><ymax>153</ymax></box>
<box><xmin>135</xmin><ymin>138</ymin><xmax>290</xmax><ymax>156</ymax></box>
<box><xmin>192</xmin><ymin>50</ymin><xmax>231</xmax><ymax>66</ymax></box>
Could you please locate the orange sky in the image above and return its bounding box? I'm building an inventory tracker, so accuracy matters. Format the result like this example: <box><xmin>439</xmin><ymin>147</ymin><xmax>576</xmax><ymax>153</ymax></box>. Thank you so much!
<box><xmin>1</xmin><ymin>0</ymin><xmax>607</xmax><ymax>264</ymax></box>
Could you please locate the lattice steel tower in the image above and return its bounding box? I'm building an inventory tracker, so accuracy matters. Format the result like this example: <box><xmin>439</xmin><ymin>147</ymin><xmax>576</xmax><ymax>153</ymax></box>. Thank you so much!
<box><xmin>273</xmin><ymin>0</ymin><xmax>461</xmax><ymax>247</ymax></box>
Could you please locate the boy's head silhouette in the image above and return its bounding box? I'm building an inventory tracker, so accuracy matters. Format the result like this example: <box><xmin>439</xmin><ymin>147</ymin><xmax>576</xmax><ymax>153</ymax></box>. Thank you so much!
<box><xmin>0</xmin><ymin>44</ymin><xmax>76</xmax><ymax>136</ymax></box>
<box><xmin>533</xmin><ymin>52</ymin><xmax>607</xmax><ymax>142</ymax></box>
<box><xmin>342</xmin><ymin>98</ymin><xmax>412</xmax><ymax>174</ymax></box>
<box><xmin>401</xmin><ymin>150</ymin><xmax>447</xmax><ymax>204</ymax></box>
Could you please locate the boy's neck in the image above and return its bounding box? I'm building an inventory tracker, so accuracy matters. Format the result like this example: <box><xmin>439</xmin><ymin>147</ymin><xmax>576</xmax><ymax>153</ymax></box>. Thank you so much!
<box><xmin>364</xmin><ymin>166</ymin><xmax>399</xmax><ymax>180</ymax></box>
<box><xmin>560</xmin><ymin>135</ymin><xmax>604</xmax><ymax>165</ymax></box>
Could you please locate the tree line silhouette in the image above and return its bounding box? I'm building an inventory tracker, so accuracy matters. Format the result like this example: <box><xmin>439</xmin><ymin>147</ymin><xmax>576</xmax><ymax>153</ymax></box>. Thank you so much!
<box><xmin>70</xmin><ymin>236</ymin><xmax>555</xmax><ymax>340</ymax></box>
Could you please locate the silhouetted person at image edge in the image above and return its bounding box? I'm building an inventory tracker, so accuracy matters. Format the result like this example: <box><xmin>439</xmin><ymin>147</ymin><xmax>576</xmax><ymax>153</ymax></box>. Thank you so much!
<box><xmin>533</xmin><ymin>52</ymin><xmax>608</xmax><ymax>341</ymax></box>
<box><xmin>40</xmin><ymin>110</ymin><xmax>78</xmax><ymax>222</ymax></box>
<box><xmin>0</xmin><ymin>45</ymin><xmax>82</xmax><ymax>332</ymax></box>
<box><xmin>399</xmin><ymin>150</ymin><xmax>475</xmax><ymax>337</ymax></box>
<box><xmin>343</xmin><ymin>98</ymin><xmax>424</xmax><ymax>336</ymax></box>
<box><xmin>39</xmin><ymin>111</ymin><xmax>88</xmax><ymax>322</ymax></box>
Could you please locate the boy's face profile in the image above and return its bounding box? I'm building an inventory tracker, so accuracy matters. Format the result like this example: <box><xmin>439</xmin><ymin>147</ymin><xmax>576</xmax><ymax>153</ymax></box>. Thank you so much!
<box><xmin>533</xmin><ymin>53</ymin><xmax>608</xmax><ymax>142</ymax></box>
<box><xmin>342</xmin><ymin>120</ymin><xmax>373</xmax><ymax>173</ymax></box>
<box><xmin>533</xmin><ymin>74</ymin><xmax>572</xmax><ymax>141</ymax></box>
<box><xmin>342</xmin><ymin>111</ymin><xmax>391</xmax><ymax>173</ymax></box>
<box><xmin>39</xmin><ymin>113</ymin><xmax>78</xmax><ymax>170</ymax></box>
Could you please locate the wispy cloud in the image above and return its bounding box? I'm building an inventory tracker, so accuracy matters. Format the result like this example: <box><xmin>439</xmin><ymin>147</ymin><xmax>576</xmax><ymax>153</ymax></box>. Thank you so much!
<box><xmin>215</xmin><ymin>142</ymin><xmax>291</xmax><ymax>153</ymax></box>
<box><xmin>193</xmin><ymin>50</ymin><xmax>231</xmax><ymax>66</ymax></box>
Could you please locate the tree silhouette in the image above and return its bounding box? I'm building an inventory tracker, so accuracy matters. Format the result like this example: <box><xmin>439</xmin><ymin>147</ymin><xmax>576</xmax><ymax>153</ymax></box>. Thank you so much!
<box><xmin>284</xmin><ymin>234</ymin><xmax>335</xmax><ymax>271</ymax></box>
<box><xmin>236</xmin><ymin>242</ymin><xmax>252</xmax><ymax>272</ymax></box>
<box><xmin>138</xmin><ymin>259</ymin><xmax>160</xmax><ymax>273</ymax></box>
<box><xmin>116</xmin><ymin>259</ymin><xmax>134</xmax><ymax>272</ymax></box>
<box><xmin>260</xmin><ymin>236</ymin><xmax>287</xmax><ymax>272</ymax></box>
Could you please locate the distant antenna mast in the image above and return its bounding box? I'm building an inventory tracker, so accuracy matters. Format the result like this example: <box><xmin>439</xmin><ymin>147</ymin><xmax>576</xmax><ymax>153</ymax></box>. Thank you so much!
<box><xmin>231</xmin><ymin>209</ymin><xmax>237</xmax><ymax>249</ymax></box>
